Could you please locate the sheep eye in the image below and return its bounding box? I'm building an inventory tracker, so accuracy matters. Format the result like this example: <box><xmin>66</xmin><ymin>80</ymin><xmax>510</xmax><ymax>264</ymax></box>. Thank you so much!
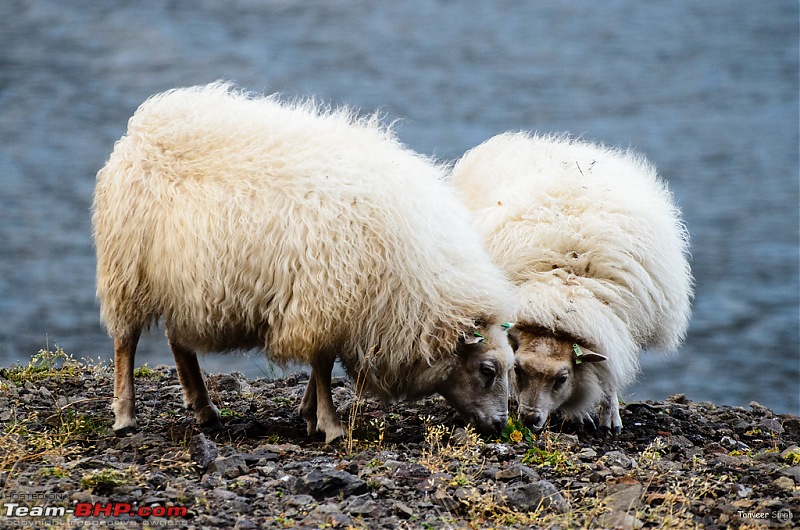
<box><xmin>513</xmin><ymin>361</ymin><xmax>522</xmax><ymax>376</ymax></box>
<box><xmin>480</xmin><ymin>361</ymin><xmax>497</xmax><ymax>378</ymax></box>
<box><xmin>553</xmin><ymin>374</ymin><xmax>568</xmax><ymax>391</ymax></box>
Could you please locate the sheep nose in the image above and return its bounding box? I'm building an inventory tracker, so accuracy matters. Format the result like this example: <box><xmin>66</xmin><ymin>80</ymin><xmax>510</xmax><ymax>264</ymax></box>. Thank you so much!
<box><xmin>490</xmin><ymin>417</ymin><xmax>507</xmax><ymax>434</ymax></box>
<box><xmin>523</xmin><ymin>412</ymin><xmax>546</xmax><ymax>432</ymax></box>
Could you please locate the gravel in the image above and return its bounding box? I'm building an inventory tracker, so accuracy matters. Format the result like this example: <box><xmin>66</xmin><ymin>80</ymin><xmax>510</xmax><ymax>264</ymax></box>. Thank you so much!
<box><xmin>1</xmin><ymin>360</ymin><xmax>798</xmax><ymax>528</ymax></box>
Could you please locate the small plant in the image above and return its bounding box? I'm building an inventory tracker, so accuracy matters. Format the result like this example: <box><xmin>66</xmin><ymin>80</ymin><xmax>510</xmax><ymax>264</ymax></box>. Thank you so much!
<box><xmin>39</xmin><ymin>466</ymin><xmax>69</xmax><ymax>478</ymax></box>
<box><xmin>80</xmin><ymin>468</ymin><xmax>130</xmax><ymax>494</ymax></box>
<box><xmin>522</xmin><ymin>446</ymin><xmax>571</xmax><ymax>468</ymax></box>
<box><xmin>133</xmin><ymin>364</ymin><xmax>154</xmax><ymax>378</ymax></box>
<box><xmin>343</xmin><ymin>346</ymin><xmax>379</xmax><ymax>455</ymax></box>
<box><xmin>498</xmin><ymin>417</ymin><xmax>535</xmax><ymax>445</ymax></box>
<box><xmin>783</xmin><ymin>447</ymin><xmax>800</xmax><ymax>465</ymax></box>
<box><xmin>219</xmin><ymin>408</ymin><xmax>241</xmax><ymax>419</ymax></box>
<box><xmin>1</xmin><ymin>347</ymin><xmax>80</xmax><ymax>384</ymax></box>
<box><xmin>639</xmin><ymin>437</ymin><xmax>668</xmax><ymax>465</ymax></box>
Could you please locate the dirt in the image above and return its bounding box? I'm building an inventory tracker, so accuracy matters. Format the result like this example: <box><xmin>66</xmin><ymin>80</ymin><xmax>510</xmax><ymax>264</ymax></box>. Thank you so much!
<box><xmin>1</xmin><ymin>354</ymin><xmax>798</xmax><ymax>529</ymax></box>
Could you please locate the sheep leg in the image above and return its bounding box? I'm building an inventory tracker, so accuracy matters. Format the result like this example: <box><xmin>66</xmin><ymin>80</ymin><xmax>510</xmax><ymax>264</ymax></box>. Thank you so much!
<box><xmin>169</xmin><ymin>338</ymin><xmax>220</xmax><ymax>428</ymax></box>
<box><xmin>298</xmin><ymin>373</ymin><xmax>318</xmax><ymax>435</ymax></box>
<box><xmin>311</xmin><ymin>355</ymin><xmax>345</xmax><ymax>443</ymax></box>
<box><xmin>113</xmin><ymin>330</ymin><xmax>141</xmax><ymax>436</ymax></box>
<box><xmin>599</xmin><ymin>391</ymin><xmax>622</xmax><ymax>435</ymax></box>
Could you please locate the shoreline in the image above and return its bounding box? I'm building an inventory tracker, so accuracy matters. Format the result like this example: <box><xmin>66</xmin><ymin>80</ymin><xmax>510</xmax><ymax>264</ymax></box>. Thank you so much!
<box><xmin>1</xmin><ymin>351</ymin><xmax>798</xmax><ymax>528</ymax></box>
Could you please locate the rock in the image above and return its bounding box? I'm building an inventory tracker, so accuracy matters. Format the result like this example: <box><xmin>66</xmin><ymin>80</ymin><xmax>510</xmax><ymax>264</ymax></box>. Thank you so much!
<box><xmin>720</xmin><ymin>436</ymin><xmax>750</xmax><ymax>452</ymax></box>
<box><xmin>483</xmin><ymin>443</ymin><xmax>516</xmax><ymax>461</ymax></box>
<box><xmin>211</xmin><ymin>373</ymin><xmax>242</xmax><ymax>393</ymax></box>
<box><xmin>758</xmin><ymin>418</ymin><xmax>784</xmax><ymax>434</ymax></box>
<box><xmin>778</xmin><ymin>465</ymin><xmax>800</xmax><ymax>484</ymax></box>
<box><xmin>432</xmin><ymin>486</ymin><xmax>458</xmax><ymax>511</ymax></box>
<box><xmin>233</xmin><ymin>519</ymin><xmax>258</xmax><ymax>529</ymax></box>
<box><xmin>239</xmin><ymin>449</ymin><xmax>279</xmax><ymax>465</ymax></box>
<box><xmin>115</xmin><ymin>432</ymin><xmax>146</xmax><ymax>449</ymax></box>
<box><xmin>600</xmin><ymin>450</ymin><xmax>635</xmax><ymax>469</ymax></box>
<box><xmin>774</xmin><ymin>476</ymin><xmax>795</xmax><ymax>492</ymax></box>
<box><xmin>749</xmin><ymin>401</ymin><xmax>772</xmax><ymax>415</ymax></box>
<box><xmin>600</xmin><ymin>478</ymin><xmax>644</xmax><ymax>530</ymax></box>
<box><xmin>342</xmin><ymin>494</ymin><xmax>380</xmax><ymax>517</ymax></box>
<box><xmin>282</xmin><ymin>494</ymin><xmax>316</xmax><ymax>508</ymax></box>
<box><xmin>394</xmin><ymin>501</ymin><xmax>414</xmax><ymax>519</ymax></box>
<box><xmin>292</xmin><ymin>469</ymin><xmax>367</xmax><ymax>500</ymax></box>
<box><xmin>494</xmin><ymin>463</ymin><xmax>539</xmax><ymax>483</ymax></box>
<box><xmin>208</xmin><ymin>455</ymin><xmax>248</xmax><ymax>479</ymax></box>
<box><xmin>503</xmin><ymin>480</ymin><xmax>569</xmax><ymax>513</ymax></box>
<box><xmin>190</xmin><ymin>434</ymin><xmax>219</xmax><ymax>468</ymax></box>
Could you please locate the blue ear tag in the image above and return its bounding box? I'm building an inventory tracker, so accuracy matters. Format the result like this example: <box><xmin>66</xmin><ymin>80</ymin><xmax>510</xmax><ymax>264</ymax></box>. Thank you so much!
<box><xmin>572</xmin><ymin>344</ymin><xmax>583</xmax><ymax>365</ymax></box>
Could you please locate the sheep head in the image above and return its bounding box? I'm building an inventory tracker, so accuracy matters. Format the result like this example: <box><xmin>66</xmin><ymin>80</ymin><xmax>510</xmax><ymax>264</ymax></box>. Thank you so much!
<box><xmin>510</xmin><ymin>326</ymin><xmax>607</xmax><ymax>432</ymax></box>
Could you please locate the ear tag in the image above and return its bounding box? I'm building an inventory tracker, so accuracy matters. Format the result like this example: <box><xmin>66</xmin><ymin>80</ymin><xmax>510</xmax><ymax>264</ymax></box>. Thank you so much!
<box><xmin>572</xmin><ymin>344</ymin><xmax>583</xmax><ymax>365</ymax></box>
<box><xmin>501</xmin><ymin>323</ymin><xmax>513</xmax><ymax>330</ymax></box>
<box><xmin>473</xmin><ymin>331</ymin><xmax>486</xmax><ymax>343</ymax></box>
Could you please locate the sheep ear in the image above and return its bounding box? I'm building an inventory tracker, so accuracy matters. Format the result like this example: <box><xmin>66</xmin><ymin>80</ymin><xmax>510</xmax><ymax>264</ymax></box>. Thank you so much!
<box><xmin>464</xmin><ymin>331</ymin><xmax>486</xmax><ymax>345</ymax></box>
<box><xmin>572</xmin><ymin>344</ymin><xmax>607</xmax><ymax>365</ymax></box>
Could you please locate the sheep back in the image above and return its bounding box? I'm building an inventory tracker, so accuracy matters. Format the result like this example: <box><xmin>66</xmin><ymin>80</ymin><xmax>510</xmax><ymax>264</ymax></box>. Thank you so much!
<box><xmin>452</xmin><ymin>132</ymin><xmax>693</xmax><ymax>388</ymax></box>
<box><xmin>93</xmin><ymin>83</ymin><xmax>513</xmax><ymax>400</ymax></box>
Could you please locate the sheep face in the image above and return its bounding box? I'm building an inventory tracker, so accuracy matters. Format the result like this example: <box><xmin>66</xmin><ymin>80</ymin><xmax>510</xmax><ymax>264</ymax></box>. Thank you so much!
<box><xmin>436</xmin><ymin>325</ymin><xmax>514</xmax><ymax>435</ymax></box>
<box><xmin>510</xmin><ymin>328</ymin><xmax>607</xmax><ymax>432</ymax></box>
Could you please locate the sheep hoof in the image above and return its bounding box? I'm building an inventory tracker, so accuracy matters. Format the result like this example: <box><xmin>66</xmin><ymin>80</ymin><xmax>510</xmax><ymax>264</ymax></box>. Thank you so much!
<box><xmin>581</xmin><ymin>416</ymin><xmax>597</xmax><ymax>431</ymax></box>
<box><xmin>113</xmin><ymin>425</ymin><xmax>138</xmax><ymax>437</ymax></box>
<box><xmin>324</xmin><ymin>424</ymin><xmax>346</xmax><ymax>444</ymax></box>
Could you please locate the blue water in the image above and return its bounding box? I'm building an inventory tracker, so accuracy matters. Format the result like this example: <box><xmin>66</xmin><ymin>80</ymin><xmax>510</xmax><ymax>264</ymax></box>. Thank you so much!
<box><xmin>1</xmin><ymin>0</ymin><xmax>797</xmax><ymax>413</ymax></box>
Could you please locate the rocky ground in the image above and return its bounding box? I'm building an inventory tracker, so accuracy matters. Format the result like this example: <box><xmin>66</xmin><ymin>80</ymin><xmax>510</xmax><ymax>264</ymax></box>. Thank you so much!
<box><xmin>1</xmin><ymin>349</ymin><xmax>799</xmax><ymax>529</ymax></box>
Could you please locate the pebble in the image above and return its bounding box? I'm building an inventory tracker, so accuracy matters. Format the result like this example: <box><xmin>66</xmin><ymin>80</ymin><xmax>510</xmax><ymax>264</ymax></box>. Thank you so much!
<box><xmin>190</xmin><ymin>433</ymin><xmax>219</xmax><ymax>468</ymax></box>
<box><xmin>292</xmin><ymin>468</ymin><xmax>367</xmax><ymax>500</ymax></box>
<box><xmin>208</xmin><ymin>455</ymin><xmax>248</xmax><ymax>479</ymax></box>
<box><xmin>503</xmin><ymin>480</ymin><xmax>569</xmax><ymax>513</ymax></box>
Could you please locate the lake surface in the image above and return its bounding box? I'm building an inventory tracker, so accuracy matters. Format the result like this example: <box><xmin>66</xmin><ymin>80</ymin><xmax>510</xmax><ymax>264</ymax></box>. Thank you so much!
<box><xmin>1</xmin><ymin>0</ymin><xmax>797</xmax><ymax>413</ymax></box>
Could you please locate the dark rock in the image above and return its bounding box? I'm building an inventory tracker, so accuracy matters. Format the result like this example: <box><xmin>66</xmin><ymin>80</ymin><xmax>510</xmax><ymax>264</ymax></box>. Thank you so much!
<box><xmin>778</xmin><ymin>465</ymin><xmax>800</xmax><ymax>484</ymax></box>
<box><xmin>494</xmin><ymin>463</ymin><xmax>539</xmax><ymax>483</ymax></box>
<box><xmin>211</xmin><ymin>373</ymin><xmax>242</xmax><ymax>392</ymax></box>
<box><xmin>394</xmin><ymin>501</ymin><xmax>414</xmax><ymax>519</ymax></box>
<box><xmin>239</xmin><ymin>449</ymin><xmax>279</xmax><ymax>465</ymax></box>
<box><xmin>342</xmin><ymin>494</ymin><xmax>380</xmax><ymax>517</ymax></box>
<box><xmin>190</xmin><ymin>433</ymin><xmax>219</xmax><ymax>468</ymax></box>
<box><xmin>393</xmin><ymin>462</ymin><xmax>431</xmax><ymax>487</ymax></box>
<box><xmin>758</xmin><ymin>418</ymin><xmax>784</xmax><ymax>434</ymax></box>
<box><xmin>292</xmin><ymin>468</ymin><xmax>367</xmax><ymax>500</ymax></box>
<box><xmin>503</xmin><ymin>480</ymin><xmax>569</xmax><ymax>513</ymax></box>
<box><xmin>432</xmin><ymin>486</ymin><xmax>458</xmax><ymax>511</ymax></box>
<box><xmin>208</xmin><ymin>455</ymin><xmax>248</xmax><ymax>479</ymax></box>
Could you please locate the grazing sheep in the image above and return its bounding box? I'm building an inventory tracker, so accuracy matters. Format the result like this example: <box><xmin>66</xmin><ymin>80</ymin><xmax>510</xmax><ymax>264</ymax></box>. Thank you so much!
<box><xmin>451</xmin><ymin>132</ymin><xmax>693</xmax><ymax>433</ymax></box>
<box><xmin>93</xmin><ymin>83</ymin><xmax>516</xmax><ymax>443</ymax></box>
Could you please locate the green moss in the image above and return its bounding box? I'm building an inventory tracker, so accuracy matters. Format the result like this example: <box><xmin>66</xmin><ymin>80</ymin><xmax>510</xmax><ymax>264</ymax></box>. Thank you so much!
<box><xmin>80</xmin><ymin>468</ymin><xmax>130</xmax><ymax>494</ymax></box>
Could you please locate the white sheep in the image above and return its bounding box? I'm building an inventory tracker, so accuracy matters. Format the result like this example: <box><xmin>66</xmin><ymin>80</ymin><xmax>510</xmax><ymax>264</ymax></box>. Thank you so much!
<box><xmin>451</xmin><ymin>132</ymin><xmax>693</xmax><ymax>433</ymax></box>
<box><xmin>93</xmin><ymin>83</ymin><xmax>516</xmax><ymax>443</ymax></box>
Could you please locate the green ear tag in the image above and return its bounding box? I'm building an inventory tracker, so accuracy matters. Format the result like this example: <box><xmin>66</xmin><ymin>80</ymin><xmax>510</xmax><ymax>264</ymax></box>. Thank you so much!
<box><xmin>572</xmin><ymin>344</ymin><xmax>583</xmax><ymax>365</ymax></box>
<box><xmin>474</xmin><ymin>331</ymin><xmax>486</xmax><ymax>343</ymax></box>
<box><xmin>500</xmin><ymin>323</ymin><xmax>513</xmax><ymax>330</ymax></box>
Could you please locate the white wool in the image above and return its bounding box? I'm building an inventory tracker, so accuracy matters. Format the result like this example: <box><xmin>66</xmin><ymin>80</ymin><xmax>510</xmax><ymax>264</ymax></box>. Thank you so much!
<box><xmin>452</xmin><ymin>132</ymin><xmax>693</xmax><ymax>390</ymax></box>
<box><xmin>93</xmin><ymin>82</ymin><xmax>514</xmax><ymax>401</ymax></box>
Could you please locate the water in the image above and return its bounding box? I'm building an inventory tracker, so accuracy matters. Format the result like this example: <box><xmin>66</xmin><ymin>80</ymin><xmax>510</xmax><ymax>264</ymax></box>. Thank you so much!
<box><xmin>1</xmin><ymin>0</ymin><xmax>797</xmax><ymax>414</ymax></box>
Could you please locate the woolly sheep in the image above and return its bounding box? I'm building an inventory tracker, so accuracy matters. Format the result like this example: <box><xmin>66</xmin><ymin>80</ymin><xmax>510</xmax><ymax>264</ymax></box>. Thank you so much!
<box><xmin>93</xmin><ymin>83</ymin><xmax>516</xmax><ymax>443</ymax></box>
<box><xmin>451</xmin><ymin>132</ymin><xmax>693</xmax><ymax>433</ymax></box>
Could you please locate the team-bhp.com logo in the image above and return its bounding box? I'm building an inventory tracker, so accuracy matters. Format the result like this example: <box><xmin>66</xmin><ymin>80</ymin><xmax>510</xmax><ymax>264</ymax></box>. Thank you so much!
<box><xmin>5</xmin><ymin>501</ymin><xmax>188</xmax><ymax>519</ymax></box>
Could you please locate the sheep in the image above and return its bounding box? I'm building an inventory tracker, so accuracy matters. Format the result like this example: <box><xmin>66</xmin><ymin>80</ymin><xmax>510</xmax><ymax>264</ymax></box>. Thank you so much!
<box><xmin>92</xmin><ymin>83</ymin><xmax>516</xmax><ymax>443</ymax></box>
<box><xmin>451</xmin><ymin>132</ymin><xmax>693</xmax><ymax>434</ymax></box>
